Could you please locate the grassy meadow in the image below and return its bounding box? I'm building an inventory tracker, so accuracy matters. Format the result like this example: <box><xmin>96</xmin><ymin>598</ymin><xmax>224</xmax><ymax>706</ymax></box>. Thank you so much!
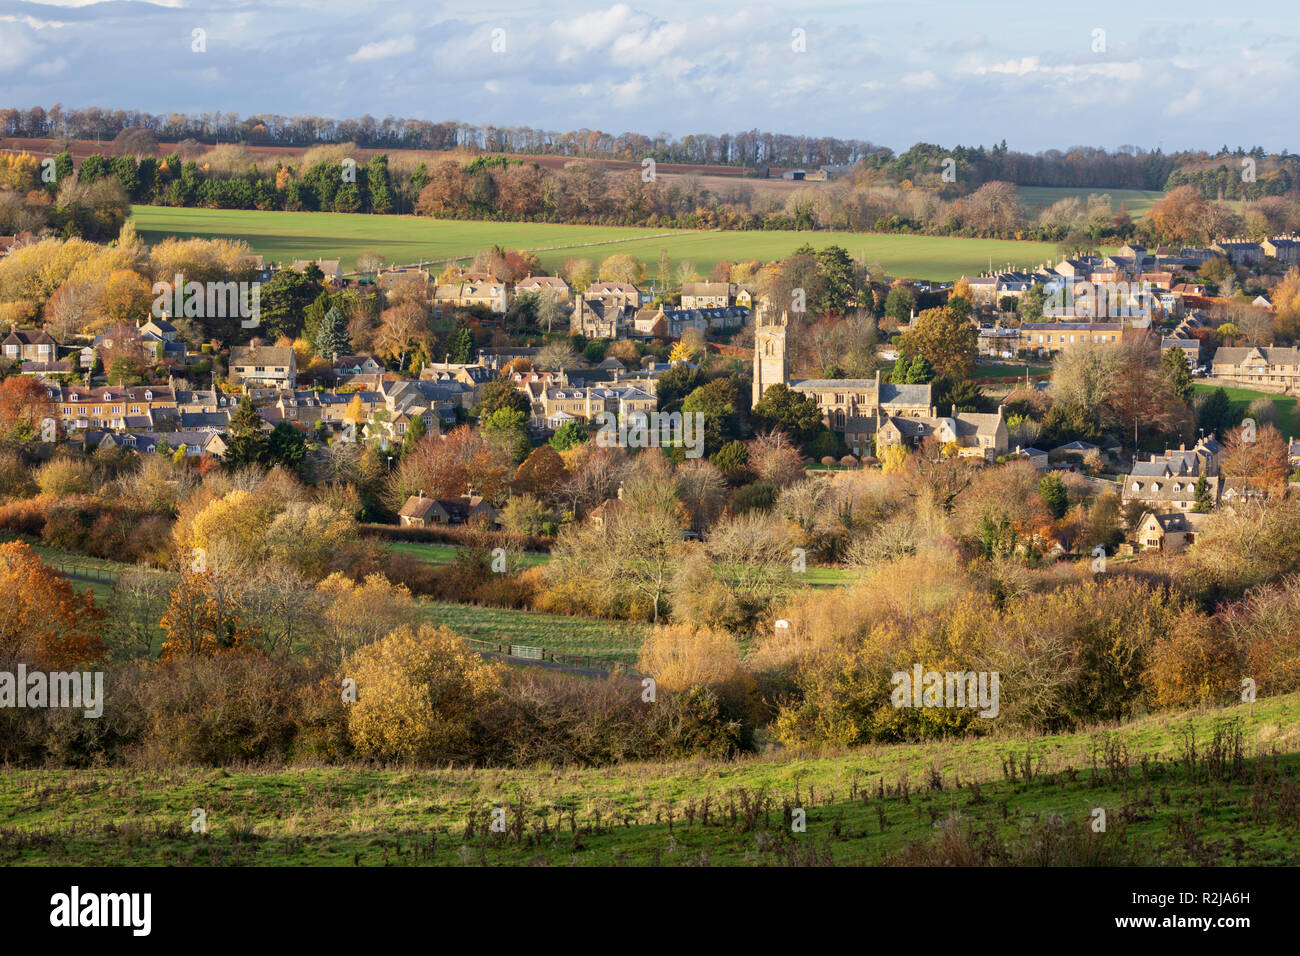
<box><xmin>1015</xmin><ymin>186</ymin><xmax>1166</xmax><ymax>218</ymax></box>
<box><xmin>131</xmin><ymin>205</ymin><xmax>1083</xmax><ymax>281</ymax></box>
<box><xmin>0</xmin><ymin>692</ymin><xmax>1294</xmax><ymax>866</ymax></box>
<box><xmin>1193</xmin><ymin>383</ymin><xmax>1300</xmax><ymax>437</ymax></box>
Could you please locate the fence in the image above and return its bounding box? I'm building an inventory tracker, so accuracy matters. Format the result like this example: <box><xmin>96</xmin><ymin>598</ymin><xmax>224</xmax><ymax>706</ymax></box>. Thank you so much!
<box><xmin>48</xmin><ymin>561</ymin><xmax>634</xmax><ymax>674</ymax></box>
<box><xmin>49</xmin><ymin>563</ymin><xmax>121</xmax><ymax>585</ymax></box>
<box><xmin>463</xmin><ymin>637</ymin><xmax>636</xmax><ymax>676</ymax></box>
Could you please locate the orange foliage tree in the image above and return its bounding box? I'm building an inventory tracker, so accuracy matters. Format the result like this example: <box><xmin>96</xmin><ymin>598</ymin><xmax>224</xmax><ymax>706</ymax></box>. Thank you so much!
<box><xmin>0</xmin><ymin>376</ymin><xmax>56</xmax><ymax>444</ymax></box>
<box><xmin>1220</xmin><ymin>422</ymin><xmax>1290</xmax><ymax>489</ymax></box>
<box><xmin>0</xmin><ymin>541</ymin><xmax>104</xmax><ymax>668</ymax></box>
<box><xmin>159</xmin><ymin>571</ymin><xmax>257</xmax><ymax>659</ymax></box>
<box><xmin>385</xmin><ymin>425</ymin><xmax>511</xmax><ymax>508</ymax></box>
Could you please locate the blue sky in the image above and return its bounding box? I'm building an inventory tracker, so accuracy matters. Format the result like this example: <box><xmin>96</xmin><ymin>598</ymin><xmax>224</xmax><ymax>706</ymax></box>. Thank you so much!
<box><xmin>2</xmin><ymin>0</ymin><xmax>1297</xmax><ymax>153</ymax></box>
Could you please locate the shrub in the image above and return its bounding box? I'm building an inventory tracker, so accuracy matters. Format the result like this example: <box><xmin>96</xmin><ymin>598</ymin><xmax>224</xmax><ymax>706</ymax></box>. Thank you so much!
<box><xmin>34</xmin><ymin>457</ymin><xmax>96</xmax><ymax>497</ymax></box>
<box><xmin>731</xmin><ymin>481</ymin><xmax>778</xmax><ymax>514</ymax></box>
<box><xmin>1144</xmin><ymin>608</ymin><xmax>1241</xmax><ymax>708</ymax></box>
<box><xmin>345</xmin><ymin>624</ymin><xmax>501</xmax><ymax>764</ymax></box>
<box><xmin>0</xmin><ymin>492</ymin><xmax>52</xmax><ymax>536</ymax></box>
<box><xmin>132</xmin><ymin>649</ymin><xmax>299</xmax><ymax>765</ymax></box>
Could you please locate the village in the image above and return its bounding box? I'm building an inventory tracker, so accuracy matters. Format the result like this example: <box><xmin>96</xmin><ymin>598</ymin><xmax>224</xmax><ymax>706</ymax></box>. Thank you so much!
<box><xmin>2</xmin><ymin>229</ymin><xmax>1298</xmax><ymax>560</ymax></box>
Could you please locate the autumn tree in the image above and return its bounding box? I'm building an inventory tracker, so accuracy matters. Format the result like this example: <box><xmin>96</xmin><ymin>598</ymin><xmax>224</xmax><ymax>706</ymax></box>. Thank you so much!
<box><xmin>899</xmin><ymin>305</ymin><xmax>976</xmax><ymax>381</ymax></box>
<box><xmin>0</xmin><ymin>541</ymin><xmax>104</xmax><ymax>668</ymax></box>
<box><xmin>386</xmin><ymin>425</ymin><xmax>511</xmax><ymax>507</ymax></box>
<box><xmin>0</xmin><ymin>375</ymin><xmax>55</xmax><ymax>445</ymax></box>
<box><xmin>551</xmin><ymin>463</ymin><xmax>686</xmax><ymax>623</ymax></box>
<box><xmin>512</xmin><ymin>444</ymin><xmax>569</xmax><ymax>503</ymax></box>
<box><xmin>376</xmin><ymin>300</ymin><xmax>431</xmax><ymax>371</ymax></box>
<box><xmin>598</xmin><ymin>254</ymin><xmax>646</xmax><ymax>285</ymax></box>
<box><xmin>1220</xmin><ymin>423</ymin><xmax>1290</xmax><ymax>488</ymax></box>
<box><xmin>345</xmin><ymin>624</ymin><xmax>501</xmax><ymax>763</ymax></box>
<box><xmin>159</xmin><ymin>571</ymin><xmax>254</xmax><ymax>659</ymax></box>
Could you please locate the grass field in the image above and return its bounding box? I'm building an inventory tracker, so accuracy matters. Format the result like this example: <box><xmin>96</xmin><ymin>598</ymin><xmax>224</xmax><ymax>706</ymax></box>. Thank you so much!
<box><xmin>1015</xmin><ymin>186</ymin><xmax>1166</xmax><ymax>218</ymax></box>
<box><xmin>386</xmin><ymin>540</ymin><xmax>549</xmax><ymax>569</ymax></box>
<box><xmin>131</xmin><ymin>205</ymin><xmax>1087</xmax><ymax>281</ymax></box>
<box><xmin>0</xmin><ymin>692</ymin><xmax>1294</xmax><ymax>866</ymax></box>
<box><xmin>387</xmin><ymin>538</ymin><xmax>851</xmax><ymax>589</ymax></box>
<box><xmin>1193</xmin><ymin>383</ymin><xmax>1300</xmax><ymax>437</ymax></box>
<box><xmin>421</xmin><ymin>602</ymin><xmax>647</xmax><ymax>666</ymax></box>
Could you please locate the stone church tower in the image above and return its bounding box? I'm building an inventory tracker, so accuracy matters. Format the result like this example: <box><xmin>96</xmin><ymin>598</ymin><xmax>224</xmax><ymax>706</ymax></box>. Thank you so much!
<box><xmin>752</xmin><ymin>310</ymin><xmax>789</xmax><ymax>407</ymax></box>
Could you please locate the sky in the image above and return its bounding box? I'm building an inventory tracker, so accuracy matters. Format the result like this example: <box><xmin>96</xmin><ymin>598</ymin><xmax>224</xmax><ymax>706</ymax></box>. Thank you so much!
<box><xmin>1</xmin><ymin>0</ymin><xmax>1297</xmax><ymax>154</ymax></box>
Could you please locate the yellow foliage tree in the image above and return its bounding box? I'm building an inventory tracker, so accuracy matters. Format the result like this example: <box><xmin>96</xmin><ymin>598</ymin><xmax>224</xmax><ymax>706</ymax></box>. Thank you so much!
<box><xmin>345</xmin><ymin>624</ymin><xmax>501</xmax><ymax>763</ymax></box>
<box><xmin>880</xmin><ymin>444</ymin><xmax>911</xmax><ymax>474</ymax></box>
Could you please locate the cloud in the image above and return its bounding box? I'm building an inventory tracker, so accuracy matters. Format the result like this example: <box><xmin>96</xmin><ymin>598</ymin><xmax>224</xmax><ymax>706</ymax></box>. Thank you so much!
<box><xmin>347</xmin><ymin>35</ymin><xmax>415</xmax><ymax>62</ymax></box>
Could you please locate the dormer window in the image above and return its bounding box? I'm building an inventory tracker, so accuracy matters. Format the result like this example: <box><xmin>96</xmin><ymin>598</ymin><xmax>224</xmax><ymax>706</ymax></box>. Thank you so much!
<box><xmin>144</xmin><ymin>390</ymin><xmax>152</xmax><ymax>401</ymax></box>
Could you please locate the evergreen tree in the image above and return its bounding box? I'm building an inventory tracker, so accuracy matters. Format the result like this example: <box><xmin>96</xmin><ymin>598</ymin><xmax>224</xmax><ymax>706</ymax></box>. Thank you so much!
<box><xmin>1038</xmin><ymin>473</ymin><xmax>1068</xmax><ymax>520</ymax></box>
<box><xmin>366</xmin><ymin>155</ymin><xmax>393</xmax><ymax>214</ymax></box>
<box><xmin>1162</xmin><ymin>348</ymin><xmax>1193</xmax><ymax>402</ymax></box>
<box><xmin>1193</xmin><ymin>474</ymin><xmax>1213</xmax><ymax>513</ymax></box>
<box><xmin>315</xmin><ymin>305</ymin><xmax>351</xmax><ymax>358</ymax></box>
<box><xmin>222</xmin><ymin>395</ymin><xmax>270</xmax><ymax>469</ymax></box>
<box><xmin>402</xmin><ymin>411</ymin><xmax>427</xmax><ymax>456</ymax></box>
<box><xmin>268</xmin><ymin>421</ymin><xmax>307</xmax><ymax>471</ymax></box>
<box><xmin>449</xmin><ymin>323</ymin><xmax>474</xmax><ymax>364</ymax></box>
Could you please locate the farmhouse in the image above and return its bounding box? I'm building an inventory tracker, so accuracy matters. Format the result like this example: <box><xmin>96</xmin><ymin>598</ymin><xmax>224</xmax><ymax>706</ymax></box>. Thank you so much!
<box><xmin>398</xmin><ymin>492</ymin><xmax>496</xmax><ymax>526</ymax></box>
<box><xmin>1211</xmin><ymin>346</ymin><xmax>1300</xmax><ymax>392</ymax></box>
<box><xmin>229</xmin><ymin>344</ymin><xmax>297</xmax><ymax>391</ymax></box>
<box><xmin>515</xmin><ymin>276</ymin><xmax>572</xmax><ymax>301</ymax></box>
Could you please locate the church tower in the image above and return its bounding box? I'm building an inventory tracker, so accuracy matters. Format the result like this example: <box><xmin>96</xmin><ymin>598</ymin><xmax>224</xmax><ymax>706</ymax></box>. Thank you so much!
<box><xmin>752</xmin><ymin>310</ymin><xmax>789</xmax><ymax>407</ymax></box>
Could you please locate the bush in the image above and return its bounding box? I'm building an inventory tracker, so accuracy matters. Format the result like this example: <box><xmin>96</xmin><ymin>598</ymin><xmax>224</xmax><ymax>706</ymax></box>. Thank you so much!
<box><xmin>731</xmin><ymin>481</ymin><xmax>778</xmax><ymax>514</ymax></box>
<box><xmin>132</xmin><ymin>649</ymin><xmax>299</xmax><ymax>765</ymax></box>
<box><xmin>0</xmin><ymin>492</ymin><xmax>53</xmax><ymax>536</ymax></box>
<box><xmin>34</xmin><ymin>457</ymin><xmax>96</xmax><ymax>497</ymax></box>
<box><xmin>345</xmin><ymin>624</ymin><xmax>501</xmax><ymax>764</ymax></box>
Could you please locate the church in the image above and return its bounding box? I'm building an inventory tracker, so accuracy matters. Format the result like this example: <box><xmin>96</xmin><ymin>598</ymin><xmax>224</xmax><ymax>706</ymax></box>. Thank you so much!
<box><xmin>752</xmin><ymin>311</ymin><xmax>1007</xmax><ymax>458</ymax></box>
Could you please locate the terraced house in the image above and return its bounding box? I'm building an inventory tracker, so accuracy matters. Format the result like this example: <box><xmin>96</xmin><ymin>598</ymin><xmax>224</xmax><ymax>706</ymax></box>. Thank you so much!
<box><xmin>49</xmin><ymin>384</ymin><xmax>177</xmax><ymax>431</ymax></box>
<box><xmin>539</xmin><ymin>384</ymin><xmax>656</xmax><ymax>432</ymax></box>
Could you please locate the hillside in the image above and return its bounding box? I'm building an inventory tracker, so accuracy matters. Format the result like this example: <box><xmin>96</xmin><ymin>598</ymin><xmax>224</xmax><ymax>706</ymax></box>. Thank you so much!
<box><xmin>129</xmin><ymin>205</ymin><xmax>1081</xmax><ymax>280</ymax></box>
<box><xmin>2</xmin><ymin>691</ymin><xmax>1295</xmax><ymax>866</ymax></box>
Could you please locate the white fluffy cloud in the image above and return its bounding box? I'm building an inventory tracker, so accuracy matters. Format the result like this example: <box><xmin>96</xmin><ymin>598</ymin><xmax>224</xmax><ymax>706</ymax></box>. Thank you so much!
<box><xmin>2</xmin><ymin>0</ymin><xmax>1297</xmax><ymax>151</ymax></box>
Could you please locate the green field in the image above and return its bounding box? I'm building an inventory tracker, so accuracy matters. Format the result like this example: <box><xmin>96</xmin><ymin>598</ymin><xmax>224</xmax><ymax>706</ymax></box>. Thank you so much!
<box><xmin>131</xmin><ymin>205</ymin><xmax>1084</xmax><ymax>281</ymax></box>
<box><xmin>389</xmin><ymin>538</ymin><xmax>850</xmax><ymax>589</ymax></box>
<box><xmin>0</xmin><ymin>692</ymin><xmax>1294</xmax><ymax>866</ymax></box>
<box><xmin>386</xmin><ymin>540</ymin><xmax>549</xmax><ymax>569</ymax></box>
<box><xmin>1193</xmin><ymin>383</ymin><xmax>1300</xmax><ymax>437</ymax></box>
<box><xmin>422</xmin><ymin>601</ymin><xmax>647</xmax><ymax>666</ymax></box>
<box><xmin>1015</xmin><ymin>186</ymin><xmax>1166</xmax><ymax>218</ymax></box>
